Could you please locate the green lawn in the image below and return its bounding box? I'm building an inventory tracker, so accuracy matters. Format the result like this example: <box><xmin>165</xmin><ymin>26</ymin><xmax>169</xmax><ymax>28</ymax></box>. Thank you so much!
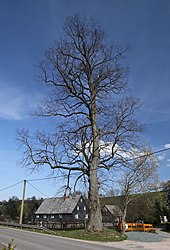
<box><xmin>54</xmin><ymin>228</ymin><xmax>126</xmax><ymax>242</ymax></box>
<box><xmin>0</xmin><ymin>243</ymin><xmax>5</xmax><ymax>249</ymax></box>
<box><xmin>0</xmin><ymin>226</ymin><xmax>126</xmax><ymax>244</ymax></box>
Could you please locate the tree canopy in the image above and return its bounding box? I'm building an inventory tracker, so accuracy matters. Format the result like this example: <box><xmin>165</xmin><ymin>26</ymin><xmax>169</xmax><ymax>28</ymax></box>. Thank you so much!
<box><xmin>17</xmin><ymin>15</ymin><xmax>154</xmax><ymax>232</ymax></box>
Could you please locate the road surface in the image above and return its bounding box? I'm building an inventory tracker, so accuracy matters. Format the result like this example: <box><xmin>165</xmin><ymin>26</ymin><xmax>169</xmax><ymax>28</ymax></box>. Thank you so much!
<box><xmin>0</xmin><ymin>226</ymin><xmax>124</xmax><ymax>250</ymax></box>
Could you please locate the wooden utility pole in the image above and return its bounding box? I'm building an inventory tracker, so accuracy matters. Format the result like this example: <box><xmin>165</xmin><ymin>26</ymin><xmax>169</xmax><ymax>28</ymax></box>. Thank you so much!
<box><xmin>19</xmin><ymin>179</ymin><xmax>26</xmax><ymax>225</ymax></box>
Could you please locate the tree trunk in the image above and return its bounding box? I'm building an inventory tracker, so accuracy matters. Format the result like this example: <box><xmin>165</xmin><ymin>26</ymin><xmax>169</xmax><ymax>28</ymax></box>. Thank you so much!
<box><xmin>87</xmin><ymin>166</ymin><xmax>103</xmax><ymax>232</ymax></box>
<box><xmin>121</xmin><ymin>202</ymin><xmax>128</xmax><ymax>234</ymax></box>
<box><xmin>87</xmin><ymin>96</ymin><xmax>103</xmax><ymax>232</ymax></box>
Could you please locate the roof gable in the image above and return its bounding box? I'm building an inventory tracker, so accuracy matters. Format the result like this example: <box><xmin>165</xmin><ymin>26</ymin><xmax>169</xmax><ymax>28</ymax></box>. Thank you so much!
<box><xmin>35</xmin><ymin>194</ymin><xmax>82</xmax><ymax>214</ymax></box>
<box><xmin>104</xmin><ymin>205</ymin><xmax>123</xmax><ymax>216</ymax></box>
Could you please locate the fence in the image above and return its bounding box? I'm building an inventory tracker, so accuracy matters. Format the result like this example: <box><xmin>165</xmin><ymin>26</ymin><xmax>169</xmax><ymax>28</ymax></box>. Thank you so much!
<box><xmin>119</xmin><ymin>223</ymin><xmax>154</xmax><ymax>232</ymax></box>
<box><xmin>0</xmin><ymin>221</ymin><xmax>56</xmax><ymax>234</ymax></box>
<box><xmin>35</xmin><ymin>220</ymin><xmax>86</xmax><ymax>229</ymax></box>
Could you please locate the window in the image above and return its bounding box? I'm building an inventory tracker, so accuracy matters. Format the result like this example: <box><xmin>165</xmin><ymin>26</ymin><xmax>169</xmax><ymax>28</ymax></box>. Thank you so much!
<box><xmin>75</xmin><ymin>214</ymin><xmax>79</xmax><ymax>219</ymax></box>
<box><xmin>43</xmin><ymin>215</ymin><xmax>47</xmax><ymax>219</ymax></box>
<box><xmin>84</xmin><ymin>206</ymin><xmax>86</xmax><ymax>211</ymax></box>
<box><xmin>80</xmin><ymin>198</ymin><xmax>83</xmax><ymax>202</ymax></box>
<box><xmin>85</xmin><ymin>214</ymin><xmax>88</xmax><ymax>219</ymax></box>
<box><xmin>77</xmin><ymin>206</ymin><xmax>79</xmax><ymax>210</ymax></box>
<box><xmin>51</xmin><ymin>215</ymin><xmax>54</xmax><ymax>219</ymax></box>
<box><xmin>59</xmin><ymin>214</ymin><xmax>62</xmax><ymax>219</ymax></box>
<box><xmin>36</xmin><ymin>215</ymin><xmax>39</xmax><ymax>218</ymax></box>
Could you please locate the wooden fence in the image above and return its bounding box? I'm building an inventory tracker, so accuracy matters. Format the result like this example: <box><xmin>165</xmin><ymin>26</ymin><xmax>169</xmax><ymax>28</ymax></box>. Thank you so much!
<box><xmin>0</xmin><ymin>221</ymin><xmax>56</xmax><ymax>234</ymax></box>
<box><xmin>119</xmin><ymin>223</ymin><xmax>154</xmax><ymax>232</ymax></box>
<box><xmin>35</xmin><ymin>220</ymin><xmax>86</xmax><ymax>229</ymax></box>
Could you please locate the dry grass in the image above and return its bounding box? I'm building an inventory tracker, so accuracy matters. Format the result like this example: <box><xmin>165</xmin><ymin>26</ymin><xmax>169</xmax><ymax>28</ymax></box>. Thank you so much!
<box><xmin>54</xmin><ymin>228</ymin><xmax>127</xmax><ymax>242</ymax></box>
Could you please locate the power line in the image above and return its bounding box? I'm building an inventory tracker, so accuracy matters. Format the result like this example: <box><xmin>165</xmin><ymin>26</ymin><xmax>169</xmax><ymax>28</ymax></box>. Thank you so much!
<box><xmin>27</xmin><ymin>148</ymin><xmax>170</xmax><ymax>178</ymax></box>
<box><xmin>27</xmin><ymin>176</ymin><xmax>62</xmax><ymax>182</ymax></box>
<box><xmin>0</xmin><ymin>180</ymin><xmax>23</xmax><ymax>192</ymax></box>
<box><xmin>0</xmin><ymin>147</ymin><xmax>169</xmax><ymax>193</ymax></box>
<box><xmin>26</xmin><ymin>181</ymin><xmax>49</xmax><ymax>198</ymax></box>
<box><xmin>126</xmin><ymin>147</ymin><xmax>170</xmax><ymax>162</ymax></box>
<box><xmin>27</xmin><ymin>173</ymin><xmax>79</xmax><ymax>182</ymax></box>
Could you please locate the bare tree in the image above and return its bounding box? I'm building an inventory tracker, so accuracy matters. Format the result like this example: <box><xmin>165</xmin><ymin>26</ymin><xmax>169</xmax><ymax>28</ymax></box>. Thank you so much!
<box><xmin>118</xmin><ymin>148</ymin><xmax>158</xmax><ymax>233</ymax></box>
<box><xmin>17</xmin><ymin>15</ymin><xmax>143</xmax><ymax>232</ymax></box>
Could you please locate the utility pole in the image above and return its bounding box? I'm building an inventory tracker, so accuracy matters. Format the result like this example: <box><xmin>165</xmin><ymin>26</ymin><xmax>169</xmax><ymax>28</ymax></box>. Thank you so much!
<box><xmin>19</xmin><ymin>179</ymin><xmax>26</xmax><ymax>225</ymax></box>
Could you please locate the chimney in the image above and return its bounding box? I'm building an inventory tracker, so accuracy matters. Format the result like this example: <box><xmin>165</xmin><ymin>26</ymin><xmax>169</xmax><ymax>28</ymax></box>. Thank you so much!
<box><xmin>63</xmin><ymin>193</ymin><xmax>67</xmax><ymax>201</ymax></box>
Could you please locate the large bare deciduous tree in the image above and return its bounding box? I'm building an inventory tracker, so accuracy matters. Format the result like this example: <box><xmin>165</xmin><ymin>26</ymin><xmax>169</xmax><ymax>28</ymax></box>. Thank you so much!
<box><xmin>17</xmin><ymin>15</ymin><xmax>144</xmax><ymax>232</ymax></box>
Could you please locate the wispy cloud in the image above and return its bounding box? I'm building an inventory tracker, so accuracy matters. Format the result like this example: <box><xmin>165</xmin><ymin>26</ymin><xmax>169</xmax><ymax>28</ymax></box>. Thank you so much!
<box><xmin>0</xmin><ymin>80</ymin><xmax>43</xmax><ymax>120</ymax></box>
<box><xmin>166</xmin><ymin>162</ymin><xmax>170</xmax><ymax>168</ymax></box>
<box><xmin>139</xmin><ymin>106</ymin><xmax>170</xmax><ymax>124</ymax></box>
<box><xmin>157</xmin><ymin>154</ymin><xmax>165</xmax><ymax>161</ymax></box>
<box><xmin>164</xmin><ymin>144</ymin><xmax>170</xmax><ymax>149</ymax></box>
<box><xmin>138</xmin><ymin>87</ymin><xmax>170</xmax><ymax>124</ymax></box>
<box><xmin>166</xmin><ymin>159</ymin><xmax>170</xmax><ymax>168</ymax></box>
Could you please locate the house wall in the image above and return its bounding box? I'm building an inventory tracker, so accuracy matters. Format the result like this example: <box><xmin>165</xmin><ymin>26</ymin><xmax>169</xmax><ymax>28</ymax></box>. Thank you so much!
<box><xmin>71</xmin><ymin>196</ymin><xmax>89</xmax><ymax>222</ymax></box>
<box><xmin>35</xmin><ymin>196</ymin><xmax>89</xmax><ymax>223</ymax></box>
<box><xmin>102</xmin><ymin>206</ymin><xmax>122</xmax><ymax>224</ymax></box>
<box><xmin>102</xmin><ymin>209</ymin><xmax>114</xmax><ymax>223</ymax></box>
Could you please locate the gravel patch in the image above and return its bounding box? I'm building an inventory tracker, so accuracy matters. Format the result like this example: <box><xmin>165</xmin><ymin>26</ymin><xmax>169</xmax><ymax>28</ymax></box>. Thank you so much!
<box><xmin>97</xmin><ymin>230</ymin><xmax>170</xmax><ymax>250</ymax></box>
<box><xmin>125</xmin><ymin>232</ymin><xmax>163</xmax><ymax>242</ymax></box>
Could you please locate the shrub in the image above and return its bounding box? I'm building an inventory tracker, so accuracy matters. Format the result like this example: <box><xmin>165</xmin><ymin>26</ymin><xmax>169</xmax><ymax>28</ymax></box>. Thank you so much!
<box><xmin>1</xmin><ymin>239</ymin><xmax>16</xmax><ymax>250</ymax></box>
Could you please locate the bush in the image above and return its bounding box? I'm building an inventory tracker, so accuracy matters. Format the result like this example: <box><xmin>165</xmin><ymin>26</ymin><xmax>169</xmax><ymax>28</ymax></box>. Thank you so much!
<box><xmin>1</xmin><ymin>239</ymin><xmax>16</xmax><ymax>250</ymax></box>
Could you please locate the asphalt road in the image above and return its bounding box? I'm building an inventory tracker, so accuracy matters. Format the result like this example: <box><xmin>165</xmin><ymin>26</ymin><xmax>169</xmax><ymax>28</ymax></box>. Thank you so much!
<box><xmin>0</xmin><ymin>227</ymin><xmax>124</xmax><ymax>250</ymax></box>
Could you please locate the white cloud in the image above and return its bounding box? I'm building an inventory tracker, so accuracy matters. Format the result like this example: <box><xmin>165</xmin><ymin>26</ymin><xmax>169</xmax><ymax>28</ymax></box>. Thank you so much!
<box><xmin>165</xmin><ymin>159</ymin><xmax>170</xmax><ymax>168</ymax></box>
<box><xmin>166</xmin><ymin>163</ymin><xmax>170</xmax><ymax>168</ymax></box>
<box><xmin>0</xmin><ymin>80</ymin><xmax>43</xmax><ymax>120</ymax></box>
<box><xmin>75</xmin><ymin>140</ymin><xmax>145</xmax><ymax>160</ymax></box>
<box><xmin>157</xmin><ymin>154</ymin><xmax>165</xmax><ymax>161</ymax></box>
<box><xmin>164</xmin><ymin>144</ymin><xmax>170</xmax><ymax>149</ymax></box>
<box><xmin>138</xmin><ymin>84</ymin><xmax>170</xmax><ymax>124</ymax></box>
<box><xmin>99</xmin><ymin>141</ymin><xmax>132</xmax><ymax>158</ymax></box>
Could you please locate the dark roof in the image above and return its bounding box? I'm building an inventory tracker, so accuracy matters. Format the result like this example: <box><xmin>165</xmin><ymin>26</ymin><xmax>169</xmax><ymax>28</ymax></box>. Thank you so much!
<box><xmin>35</xmin><ymin>194</ymin><xmax>82</xmax><ymax>214</ymax></box>
<box><xmin>104</xmin><ymin>205</ymin><xmax>123</xmax><ymax>216</ymax></box>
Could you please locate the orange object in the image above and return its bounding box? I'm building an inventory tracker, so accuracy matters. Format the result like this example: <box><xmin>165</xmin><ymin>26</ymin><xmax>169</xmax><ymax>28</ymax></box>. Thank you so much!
<box><xmin>119</xmin><ymin>223</ymin><xmax>154</xmax><ymax>232</ymax></box>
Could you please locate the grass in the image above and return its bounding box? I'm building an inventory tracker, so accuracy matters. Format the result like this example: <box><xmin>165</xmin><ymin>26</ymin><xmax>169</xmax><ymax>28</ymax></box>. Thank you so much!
<box><xmin>1</xmin><ymin>239</ymin><xmax>16</xmax><ymax>250</ymax></box>
<box><xmin>0</xmin><ymin>243</ymin><xmax>5</xmax><ymax>249</ymax></box>
<box><xmin>0</xmin><ymin>229</ymin><xmax>126</xmax><ymax>250</ymax></box>
<box><xmin>18</xmin><ymin>227</ymin><xmax>126</xmax><ymax>242</ymax></box>
<box><xmin>0</xmin><ymin>225</ymin><xmax>126</xmax><ymax>242</ymax></box>
<box><xmin>53</xmin><ymin>228</ymin><xmax>127</xmax><ymax>242</ymax></box>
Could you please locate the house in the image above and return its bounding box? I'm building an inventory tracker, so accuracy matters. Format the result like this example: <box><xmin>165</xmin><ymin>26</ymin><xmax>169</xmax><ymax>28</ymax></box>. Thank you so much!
<box><xmin>35</xmin><ymin>194</ymin><xmax>89</xmax><ymax>228</ymax></box>
<box><xmin>102</xmin><ymin>205</ymin><xmax>123</xmax><ymax>225</ymax></box>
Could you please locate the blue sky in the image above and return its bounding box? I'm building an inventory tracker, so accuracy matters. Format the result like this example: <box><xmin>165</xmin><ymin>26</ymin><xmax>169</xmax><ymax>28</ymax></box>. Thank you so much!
<box><xmin>0</xmin><ymin>0</ymin><xmax>170</xmax><ymax>200</ymax></box>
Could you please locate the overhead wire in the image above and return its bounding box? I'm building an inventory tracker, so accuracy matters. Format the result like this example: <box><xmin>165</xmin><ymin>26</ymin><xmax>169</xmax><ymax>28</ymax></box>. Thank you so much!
<box><xmin>27</xmin><ymin>176</ymin><xmax>64</xmax><ymax>182</ymax></box>
<box><xmin>0</xmin><ymin>180</ymin><xmax>23</xmax><ymax>192</ymax></box>
<box><xmin>0</xmin><ymin>147</ymin><xmax>169</xmax><ymax>195</ymax></box>
<box><xmin>26</xmin><ymin>181</ymin><xmax>49</xmax><ymax>198</ymax></box>
<box><xmin>121</xmin><ymin>147</ymin><xmax>170</xmax><ymax>163</ymax></box>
